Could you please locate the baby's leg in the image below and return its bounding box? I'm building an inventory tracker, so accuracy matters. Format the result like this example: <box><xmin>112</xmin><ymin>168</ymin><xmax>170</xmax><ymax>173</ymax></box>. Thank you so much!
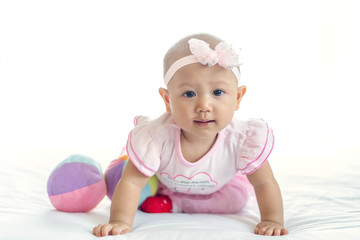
<box><xmin>161</xmin><ymin>172</ymin><xmax>253</xmax><ymax>214</ymax></box>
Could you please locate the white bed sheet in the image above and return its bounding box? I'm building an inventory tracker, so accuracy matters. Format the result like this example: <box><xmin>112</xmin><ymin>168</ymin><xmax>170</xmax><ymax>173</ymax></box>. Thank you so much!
<box><xmin>1</xmin><ymin>146</ymin><xmax>359</xmax><ymax>240</ymax></box>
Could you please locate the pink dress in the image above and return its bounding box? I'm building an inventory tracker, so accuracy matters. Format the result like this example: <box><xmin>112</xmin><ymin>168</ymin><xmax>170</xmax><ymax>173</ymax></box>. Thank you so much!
<box><xmin>126</xmin><ymin>113</ymin><xmax>274</xmax><ymax>213</ymax></box>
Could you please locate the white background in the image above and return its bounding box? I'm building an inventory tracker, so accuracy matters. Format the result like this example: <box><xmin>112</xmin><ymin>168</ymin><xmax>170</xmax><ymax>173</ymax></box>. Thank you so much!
<box><xmin>1</xmin><ymin>0</ymin><xmax>360</xmax><ymax>167</ymax></box>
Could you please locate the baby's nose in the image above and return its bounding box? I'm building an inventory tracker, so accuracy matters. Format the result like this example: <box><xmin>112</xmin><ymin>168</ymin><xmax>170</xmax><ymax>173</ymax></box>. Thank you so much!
<box><xmin>196</xmin><ymin>96</ymin><xmax>212</xmax><ymax>112</ymax></box>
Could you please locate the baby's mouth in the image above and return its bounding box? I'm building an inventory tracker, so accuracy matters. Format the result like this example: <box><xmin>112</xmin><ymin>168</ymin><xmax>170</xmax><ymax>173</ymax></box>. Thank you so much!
<box><xmin>194</xmin><ymin>120</ymin><xmax>215</xmax><ymax>127</ymax></box>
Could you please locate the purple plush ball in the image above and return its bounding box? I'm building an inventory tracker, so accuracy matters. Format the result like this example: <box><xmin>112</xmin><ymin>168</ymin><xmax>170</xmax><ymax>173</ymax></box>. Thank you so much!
<box><xmin>105</xmin><ymin>155</ymin><xmax>158</xmax><ymax>205</ymax></box>
<box><xmin>104</xmin><ymin>156</ymin><xmax>127</xmax><ymax>200</ymax></box>
<box><xmin>47</xmin><ymin>154</ymin><xmax>107</xmax><ymax>212</ymax></box>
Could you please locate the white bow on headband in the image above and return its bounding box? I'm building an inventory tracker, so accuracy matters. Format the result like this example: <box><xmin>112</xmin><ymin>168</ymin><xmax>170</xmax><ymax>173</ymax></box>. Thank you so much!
<box><xmin>188</xmin><ymin>38</ymin><xmax>242</xmax><ymax>69</ymax></box>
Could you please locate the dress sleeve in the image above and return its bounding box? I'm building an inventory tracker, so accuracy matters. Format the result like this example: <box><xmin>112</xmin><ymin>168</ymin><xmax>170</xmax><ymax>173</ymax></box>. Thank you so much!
<box><xmin>236</xmin><ymin>119</ymin><xmax>275</xmax><ymax>175</ymax></box>
<box><xmin>126</xmin><ymin>116</ymin><xmax>160</xmax><ymax>177</ymax></box>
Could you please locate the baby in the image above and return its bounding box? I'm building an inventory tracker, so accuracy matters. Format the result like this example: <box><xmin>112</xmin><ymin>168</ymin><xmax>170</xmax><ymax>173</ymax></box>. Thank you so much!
<box><xmin>93</xmin><ymin>33</ymin><xmax>288</xmax><ymax>237</ymax></box>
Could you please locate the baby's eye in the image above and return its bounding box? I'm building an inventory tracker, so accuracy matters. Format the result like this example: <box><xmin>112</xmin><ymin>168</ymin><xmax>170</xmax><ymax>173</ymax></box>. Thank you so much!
<box><xmin>213</xmin><ymin>89</ymin><xmax>224</xmax><ymax>96</ymax></box>
<box><xmin>183</xmin><ymin>91</ymin><xmax>196</xmax><ymax>98</ymax></box>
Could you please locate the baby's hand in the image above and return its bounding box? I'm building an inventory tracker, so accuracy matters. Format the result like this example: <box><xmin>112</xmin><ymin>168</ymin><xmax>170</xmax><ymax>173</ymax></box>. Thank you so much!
<box><xmin>93</xmin><ymin>222</ymin><xmax>131</xmax><ymax>237</ymax></box>
<box><xmin>254</xmin><ymin>221</ymin><xmax>288</xmax><ymax>236</ymax></box>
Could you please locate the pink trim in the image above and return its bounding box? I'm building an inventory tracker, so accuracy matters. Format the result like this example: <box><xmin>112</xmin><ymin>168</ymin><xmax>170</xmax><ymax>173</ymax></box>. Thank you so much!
<box><xmin>127</xmin><ymin>154</ymin><xmax>153</xmax><ymax>177</ymax></box>
<box><xmin>125</xmin><ymin>143</ymin><xmax>153</xmax><ymax>177</ymax></box>
<box><xmin>133</xmin><ymin>116</ymin><xmax>141</xmax><ymax>126</ymax></box>
<box><xmin>174</xmin><ymin>127</ymin><xmax>225</xmax><ymax>167</ymax></box>
<box><xmin>239</xmin><ymin>120</ymin><xmax>269</xmax><ymax>171</ymax></box>
<box><xmin>160</xmin><ymin>172</ymin><xmax>218</xmax><ymax>187</ymax></box>
<box><xmin>175</xmin><ymin>128</ymin><xmax>184</xmax><ymax>164</ymax></box>
<box><xmin>126</xmin><ymin>131</ymin><xmax>157</xmax><ymax>174</ymax></box>
<box><xmin>244</xmin><ymin>129</ymin><xmax>275</xmax><ymax>175</ymax></box>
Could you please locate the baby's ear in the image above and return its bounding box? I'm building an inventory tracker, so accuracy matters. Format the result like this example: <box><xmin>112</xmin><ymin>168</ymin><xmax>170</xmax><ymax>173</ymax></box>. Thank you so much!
<box><xmin>158</xmin><ymin>88</ymin><xmax>171</xmax><ymax>113</ymax></box>
<box><xmin>235</xmin><ymin>85</ymin><xmax>246</xmax><ymax>110</ymax></box>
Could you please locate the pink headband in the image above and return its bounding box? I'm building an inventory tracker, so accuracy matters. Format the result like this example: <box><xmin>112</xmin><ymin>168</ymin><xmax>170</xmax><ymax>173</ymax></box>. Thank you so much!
<box><xmin>164</xmin><ymin>38</ymin><xmax>242</xmax><ymax>86</ymax></box>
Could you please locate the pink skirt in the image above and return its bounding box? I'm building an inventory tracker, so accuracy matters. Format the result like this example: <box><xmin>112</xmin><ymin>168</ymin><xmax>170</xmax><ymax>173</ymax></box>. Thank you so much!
<box><xmin>157</xmin><ymin>172</ymin><xmax>254</xmax><ymax>214</ymax></box>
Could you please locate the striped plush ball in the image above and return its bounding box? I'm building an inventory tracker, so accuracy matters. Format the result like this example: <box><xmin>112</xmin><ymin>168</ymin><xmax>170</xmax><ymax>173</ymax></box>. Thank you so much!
<box><xmin>105</xmin><ymin>155</ymin><xmax>158</xmax><ymax>206</ymax></box>
<box><xmin>47</xmin><ymin>154</ymin><xmax>107</xmax><ymax>212</ymax></box>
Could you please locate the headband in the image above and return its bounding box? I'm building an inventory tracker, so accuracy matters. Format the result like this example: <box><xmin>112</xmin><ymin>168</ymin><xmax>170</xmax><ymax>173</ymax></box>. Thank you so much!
<box><xmin>164</xmin><ymin>38</ymin><xmax>242</xmax><ymax>86</ymax></box>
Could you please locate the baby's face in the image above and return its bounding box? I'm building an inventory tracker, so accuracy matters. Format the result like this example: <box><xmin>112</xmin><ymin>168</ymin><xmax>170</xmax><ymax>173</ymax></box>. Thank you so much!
<box><xmin>164</xmin><ymin>63</ymin><xmax>245</xmax><ymax>141</ymax></box>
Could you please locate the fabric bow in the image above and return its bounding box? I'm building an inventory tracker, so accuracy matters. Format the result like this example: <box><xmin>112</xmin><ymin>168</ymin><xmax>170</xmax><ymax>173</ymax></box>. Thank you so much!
<box><xmin>188</xmin><ymin>38</ymin><xmax>242</xmax><ymax>69</ymax></box>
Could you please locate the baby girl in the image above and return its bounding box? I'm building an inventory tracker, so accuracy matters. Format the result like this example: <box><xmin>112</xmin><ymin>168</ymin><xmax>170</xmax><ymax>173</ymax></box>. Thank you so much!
<box><xmin>93</xmin><ymin>33</ymin><xmax>288</xmax><ymax>236</ymax></box>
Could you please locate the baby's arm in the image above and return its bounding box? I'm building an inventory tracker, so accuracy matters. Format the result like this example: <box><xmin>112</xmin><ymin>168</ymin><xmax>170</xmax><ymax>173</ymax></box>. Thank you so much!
<box><xmin>246</xmin><ymin>161</ymin><xmax>288</xmax><ymax>236</ymax></box>
<box><xmin>93</xmin><ymin>161</ymin><xmax>150</xmax><ymax>237</ymax></box>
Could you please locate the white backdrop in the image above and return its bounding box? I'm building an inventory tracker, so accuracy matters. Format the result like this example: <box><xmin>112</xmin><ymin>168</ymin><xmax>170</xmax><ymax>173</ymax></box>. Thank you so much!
<box><xmin>1</xmin><ymin>0</ymin><xmax>360</xmax><ymax>167</ymax></box>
